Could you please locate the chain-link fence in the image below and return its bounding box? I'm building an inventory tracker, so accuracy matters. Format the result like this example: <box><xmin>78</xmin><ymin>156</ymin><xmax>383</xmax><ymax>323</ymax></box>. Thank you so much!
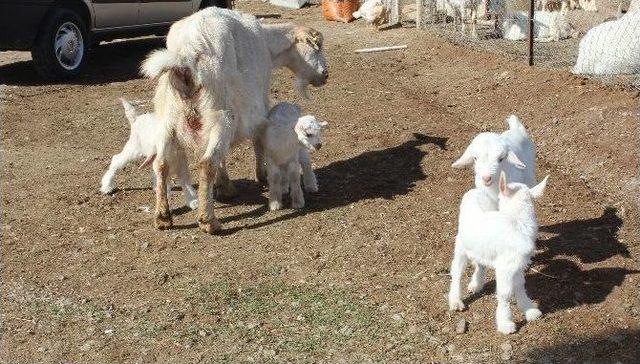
<box><xmin>392</xmin><ymin>0</ymin><xmax>640</xmax><ymax>88</ymax></box>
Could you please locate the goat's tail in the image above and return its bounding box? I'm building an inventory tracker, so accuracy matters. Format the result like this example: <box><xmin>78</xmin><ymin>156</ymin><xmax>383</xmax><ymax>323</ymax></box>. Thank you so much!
<box><xmin>141</xmin><ymin>49</ymin><xmax>203</xmax><ymax>100</ymax></box>
<box><xmin>119</xmin><ymin>98</ymin><xmax>137</xmax><ymax>124</ymax></box>
<box><xmin>506</xmin><ymin>114</ymin><xmax>528</xmax><ymax>135</ymax></box>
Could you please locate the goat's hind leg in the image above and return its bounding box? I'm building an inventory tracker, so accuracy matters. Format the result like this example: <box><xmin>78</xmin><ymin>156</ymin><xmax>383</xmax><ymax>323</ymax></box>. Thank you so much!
<box><xmin>448</xmin><ymin>243</ymin><xmax>468</xmax><ymax>311</ymax></box>
<box><xmin>153</xmin><ymin>158</ymin><xmax>173</xmax><ymax>230</ymax></box>
<box><xmin>467</xmin><ymin>262</ymin><xmax>485</xmax><ymax>293</ymax></box>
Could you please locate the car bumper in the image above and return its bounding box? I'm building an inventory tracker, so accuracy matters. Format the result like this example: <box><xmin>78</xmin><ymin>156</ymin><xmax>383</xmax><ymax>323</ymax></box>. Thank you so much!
<box><xmin>0</xmin><ymin>2</ymin><xmax>51</xmax><ymax>51</ymax></box>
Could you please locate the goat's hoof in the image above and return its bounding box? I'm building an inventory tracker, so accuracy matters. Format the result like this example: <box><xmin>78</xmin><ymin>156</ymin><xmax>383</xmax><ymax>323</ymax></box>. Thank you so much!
<box><xmin>187</xmin><ymin>199</ymin><xmax>199</xmax><ymax>210</ymax></box>
<box><xmin>198</xmin><ymin>218</ymin><xmax>222</xmax><ymax>234</ymax></box>
<box><xmin>304</xmin><ymin>184</ymin><xmax>318</xmax><ymax>193</ymax></box>
<box><xmin>525</xmin><ymin>308</ymin><xmax>542</xmax><ymax>322</ymax></box>
<box><xmin>291</xmin><ymin>199</ymin><xmax>305</xmax><ymax>209</ymax></box>
<box><xmin>214</xmin><ymin>183</ymin><xmax>238</xmax><ymax>200</ymax></box>
<box><xmin>269</xmin><ymin>200</ymin><xmax>282</xmax><ymax>211</ymax></box>
<box><xmin>497</xmin><ymin>321</ymin><xmax>517</xmax><ymax>334</ymax></box>
<box><xmin>154</xmin><ymin>213</ymin><xmax>173</xmax><ymax>230</ymax></box>
<box><xmin>448</xmin><ymin>299</ymin><xmax>465</xmax><ymax>312</ymax></box>
<box><xmin>100</xmin><ymin>184</ymin><xmax>115</xmax><ymax>194</ymax></box>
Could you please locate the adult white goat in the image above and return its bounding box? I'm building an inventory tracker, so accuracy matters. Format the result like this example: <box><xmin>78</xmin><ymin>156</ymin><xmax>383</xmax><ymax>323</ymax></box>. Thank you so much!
<box><xmin>448</xmin><ymin>171</ymin><xmax>549</xmax><ymax>334</ymax></box>
<box><xmin>501</xmin><ymin>7</ymin><xmax>579</xmax><ymax>42</ymax></box>
<box><xmin>446</xmin><ymin>0</ymin><xmax>480</xmax><ymax>38</ymax></box>
<box><xmin>572</xmin><ymin>12</ymin><xmax>640</xmax><ymax>75</ymax></box>
<box><xmin>141</xmin><ymin>7</ymin><xmax>328</xmax><ymax>233</ymax></box>
<box><xmin>452</xmin><ymin>115</ymin><xmax>536</xmax><ymax>208</ymax></box>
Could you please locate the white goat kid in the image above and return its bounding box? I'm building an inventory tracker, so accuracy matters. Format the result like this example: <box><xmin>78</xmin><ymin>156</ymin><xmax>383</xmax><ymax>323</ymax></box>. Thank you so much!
<box><xmin>100</xmin><ymin>99</ymin><xmax>198</xmax><ymax>209</ymax></box>
<box><xmin>262</xmin><ymin>102</ymin><xmax>326</xmax><ymax>211</ymax></box>
<box><xmin>142</xmin><ymin>8</ymin><xmax>328</xmax><ymax>233</ymax></box>
<box><xmin>502</xmin><ymin>6</ymin><xmax>579</xmax><ymax>42</ymax></box>
<box><xmin>448</xmin><ymin>171</ymin><xmax>549</xmax><ymax>334</ymax></box>
<box><xmin>452</xmin><ymin>115</ymin><xmax>536</xmax><ymax>208</ymax></box>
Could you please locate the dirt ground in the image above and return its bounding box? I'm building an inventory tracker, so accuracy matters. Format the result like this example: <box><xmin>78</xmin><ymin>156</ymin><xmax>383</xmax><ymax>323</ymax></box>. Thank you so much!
<box><xmin>1</xmin><ymin>1</ymin><xmax>639</xmax><ymax>363</ymax></box>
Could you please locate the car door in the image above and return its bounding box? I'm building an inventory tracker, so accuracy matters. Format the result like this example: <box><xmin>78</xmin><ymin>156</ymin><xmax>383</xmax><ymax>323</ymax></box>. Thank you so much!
<box><xmin>92</xmin><ymin>0</ymin><xmax>140</xmax><ymax>28</ymax></box>
<box><xmin>138</xmin><ymin>0</ymin><xmax>195</xmax><ymax>25</ymax></box>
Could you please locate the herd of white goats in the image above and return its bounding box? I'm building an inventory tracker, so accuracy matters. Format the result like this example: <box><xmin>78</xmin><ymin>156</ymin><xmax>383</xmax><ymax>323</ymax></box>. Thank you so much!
<box><xmin>355</xmin><ymin>0</ymin><xmax>640</xmax><ymax>74</ymax></box>
<box><xmin>97</xmin><ymin>6</ymin><xmax>604</xmax><ymax>334</ymax></box>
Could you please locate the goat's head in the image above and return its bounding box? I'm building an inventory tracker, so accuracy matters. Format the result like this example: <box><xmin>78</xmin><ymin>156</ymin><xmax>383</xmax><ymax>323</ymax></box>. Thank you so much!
<box><xmin>498</xmin><ymin>171</ymin><xmax>549</xmax><ymax>215</ymax></box>
<box><xmin>288</xmin><ymin>27</ymin><xmax>328</xmax><ymax>98</ymax></box>
<box><xmin>452</xmin><ymin>133</ymin><xmax>526</xmax><ymax>191</ymax></box>
<box><xmin>294</xmin><ymin>115</ymin><xmax>328</xmax><ymax>151</ymax></box>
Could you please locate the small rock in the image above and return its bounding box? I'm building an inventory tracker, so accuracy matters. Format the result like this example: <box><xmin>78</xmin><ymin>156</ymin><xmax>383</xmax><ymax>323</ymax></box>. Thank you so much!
<box><xmin>137</xmin><ymin>205</ymin><xmax>151</xmax><ymax>213</ymax></box>
<box><xmin>392</xmin><ymin>313</ymin><xmax>403</xmax><ymax>322</ymax></box>
<box><xmin>339</xmin><ymin>325</ymin><xmax>353</xmax><ymax>336</ymax></box>
<box><xmin>198</xmin><ymin>329</ymin><xmax>208</xmax><ymax>337</ymax></box>
<box><xmin>104</xmin><ymin>328</ymin><xmax>114</xmax><ymax>336</ymax></box>
<box><xmin>455</xmin><ymin>318</ymin><xmax>467</xmax><ymax>334</ymax></box>
<box><xmin>500</xmin><ymin>342</ymin><xmax>513</xmax><ymax>361</ymax></box>
<box><xmin>80</xmin><ymin>340</ymin><xmax>95</xmax><ymax>352</ymax></box>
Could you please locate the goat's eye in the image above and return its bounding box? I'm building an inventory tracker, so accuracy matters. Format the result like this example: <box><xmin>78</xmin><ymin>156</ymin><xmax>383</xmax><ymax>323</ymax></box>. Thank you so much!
<box><xmin>306</xmin><ymin>133</ymin><xmax>313</xmax><ymax>138</ymax></box>
<box><xmin>498</xmin><ymin>157</ymin><xmax>504</xmax><ymax>162</ymax></box>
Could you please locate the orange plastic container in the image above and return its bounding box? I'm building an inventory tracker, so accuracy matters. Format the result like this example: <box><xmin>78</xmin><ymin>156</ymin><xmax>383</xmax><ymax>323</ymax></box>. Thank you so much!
<box><xmin>322</xmin><ymin>0</ymin><xmax>360</xmax><ymax>23</ymax></box>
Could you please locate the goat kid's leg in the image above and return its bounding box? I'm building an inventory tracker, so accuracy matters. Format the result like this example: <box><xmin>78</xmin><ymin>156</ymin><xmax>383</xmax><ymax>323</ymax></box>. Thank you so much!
<box><xmin>197</xmin><ymin>160</ymin><xmax>222</xmax><ymax>234</ymax></box>
<box><xmin>175</xmin><ymin>151</ymin><xmax>198</xmax><ymax>210</ymax></box>
<box><xmin>448</xmin><ymin>244</ymin><xmax>467</xmax><ymax>311</ymax></box>
<box><xmin>467</xmin><ymin>262</ymin><xmax>486</xmax><ymax>293</ymax></box>
<box><xmin>214</xmin><ymin>159</ymin><xmax>237</xmax><ymax>200</ymax></box>
<box><xmin>514</xmin><ymin>272</ymin><xmax>542</xmax><ymax>321</ymax></box>
<box><xmin>253</xmin><ymin>138</ymin><xmax>268</xmax><ymax>187</ymax></box>
<box><xmin>153</xmin><ymin>159</ymin><xmax>173</xmax><ymax>230</ymax></box>
<box><xmin>495</xmin><ymin>268</ymin><xmax>517</xmax><ymax>334</ymax></box>
<box><xmin>288</xmin><ymin>162</ymin><xmax>305</xmax><ymax>209</ymax></box>
<box><xmin>100</xmin><ymin>141</ymin><xmax>140</xmax><ymax>194</ymax></box>
<box><xmin>300</xmin><ymin>149</ymin><xmax>318</xmax><ymax>193</ymax></box>
<box><xmin>267</xmin><ymin>161</ymin><xmax>283</xmax><ymax>211</ymax></box>
<box><xmin>471</xmin><ymin>8</ymin><xmax>478</xmax><ymax>38</ymax></box>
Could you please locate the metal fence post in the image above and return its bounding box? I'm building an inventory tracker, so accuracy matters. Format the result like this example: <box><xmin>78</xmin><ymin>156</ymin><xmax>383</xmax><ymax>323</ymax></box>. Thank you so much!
<box><xmin>528</xmin><ymin>0</ymin><xmax>534</xmax><ymax>66</ymax></box>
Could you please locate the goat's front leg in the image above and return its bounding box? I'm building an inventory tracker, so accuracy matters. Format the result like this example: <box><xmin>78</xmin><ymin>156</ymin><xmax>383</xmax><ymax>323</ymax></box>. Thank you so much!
<box><xmin>448</xmin><ymin>242</ymin><xmax>467</xmax><ymax>311</ymax></box>
<box><xmin>100</xmin><ymin>140</ymin><xmax>140</xmax><ymax>194</ymax></box>
<box><xmin>470</xmin><ymin>8</ymin><xmax>478</xmax><ymax>38</ymax></box>
<box><xmin>197</xmin><ymin>159</ymin><xmax>221</xmax><ymax>234</ymax></box>
<box><xmin>514</xmin><ymin>272</ymin><xmax>542</xmax><ymax>322</ymax></box>
<box><xmin>495</xmin><ymin>267</ymin><xmax>517</xmax><ymax>334</ymax></box>
<box><xmin>267</xmin><ymin>160</ymin><xmax>283</xmax><ymax>211</ymax></box>
<box><xmin>153</xmin><ymin>158</ymin><xmax>173</xmax><ymax>230</ymax></box>
<box><xmin>214</xmin><ymin>159</ymin><xmax>237</xmax><ymax>200</ymax></box>
<box><xmin>288</xmin><ymin>161</ymin><xmax>305</xmax><ymax>209</ymax></box>
<box><xmin>299</xmin><ymin>149</ymin><xmax>318</xmax><ymax>193</ymax></box>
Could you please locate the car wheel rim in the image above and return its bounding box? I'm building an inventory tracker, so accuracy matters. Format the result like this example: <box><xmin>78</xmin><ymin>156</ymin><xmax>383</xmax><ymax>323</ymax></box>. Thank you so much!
<box><xmin>54</xmin><ymin>22</ymin><xmax>84</xmax><ymax>70</ymax></box>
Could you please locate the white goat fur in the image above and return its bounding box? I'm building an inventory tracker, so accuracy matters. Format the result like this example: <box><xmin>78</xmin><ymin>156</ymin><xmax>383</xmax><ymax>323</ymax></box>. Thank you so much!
<box><xmin>100</xmin><ymin>99</ymin><xmax>198</xmax><ymax>209</ymax></box>
<box><xmin>572</xmin><ymin>12</ymin><xmax>640</xmax><ymax>75</ymax></box>
<box><xmin>448</xmin><ymin>172</ymin><xmax>549</xmax><ymax>334</ymax></box>
<box><xmin>353</xmin><ymin>0</ymin><xmax>389</xmax><ymax>28</ymax></box>
<box><xmin>452</xmin><ymin>115</ymin><xmax>536</xmax><ymax>208</ymax></box>
<box><xmin>446</xmin><ymin>0</ymin><xmax>480</xmax><ymax>38</ymax></box>
<box><xmin>502</xmin><ymin>8</ymin><xmax>579</xmax><ymax>42</ymax></box>
<box><xmin>141</xmin><ymin>8</ymin><xmax>328</xmax><ymax>233</ymax></box>
<box><xmin>262</xmin><ymin>102</ymin><xmax>327</xmax><ymax>211</ymax></box>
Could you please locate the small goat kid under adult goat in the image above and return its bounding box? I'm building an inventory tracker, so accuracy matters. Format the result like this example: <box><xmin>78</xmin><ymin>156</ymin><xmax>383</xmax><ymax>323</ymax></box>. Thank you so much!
<box><xmin>141</xmin><ymin>8</ymin><xmax>328</xmax><ymax>233</ymax></box>
<box><xmin>449</xmin><ymin>171</ymin><xmax>549</xmax><ymax>334</ymax></box>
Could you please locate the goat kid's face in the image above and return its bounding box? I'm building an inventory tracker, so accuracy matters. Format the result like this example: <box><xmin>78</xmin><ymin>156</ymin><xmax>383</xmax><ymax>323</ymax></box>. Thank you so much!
<box><xmin>452</xmin><ymin>133</ymin><xmax>525</xmax><ymax>188</ymax></box>
<box><xmin>291</xmin><ymin>28</ymin><xmax>329</xmax><ymax>96</ymax></box>
<box><xmin>498</xmin><ymin>171</ymin><xmax>549</xmax><ymax>212</ymax></box>
<box><xmin>294</xmin><ymin>115</ymin><xmax>327</xmax><ymax>151</ymax></box>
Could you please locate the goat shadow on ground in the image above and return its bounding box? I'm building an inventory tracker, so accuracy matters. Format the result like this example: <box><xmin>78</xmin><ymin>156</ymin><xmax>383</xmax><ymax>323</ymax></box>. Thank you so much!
<box><xmin>462</xmin><ymin>258</ymin><xmax>639</xmax><ymax>315</ymax></box>
<box><xmin>536</xmin><ymin>207</ymin><xmax>629</xmax><ymax>264</ymax></box>
<box><xmin>0</xmin><ymin>37</ymin><xmax>164</xmax><ymax>86</ymax></box>
<box><xmin>216</xmin><ymin>133</ymin><xmax>446</xmax><ymax>235</ymax></box>
<box><xmin>525</xmin><ymin>329</ymin><xmax>640</xmax><ymax>363</ymax></box>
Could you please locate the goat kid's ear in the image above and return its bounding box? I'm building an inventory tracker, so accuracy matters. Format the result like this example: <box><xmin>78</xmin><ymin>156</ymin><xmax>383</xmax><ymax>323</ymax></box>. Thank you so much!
<box><xmin>507</xmin><ymin>150</ymin><xmax>526</xmax><ymax>169</ymax></box>
<box><xmin>451</xmin><ymin>146</ymin><xmax>474</xmax><ymax>168</ymax></box>
<box><xmin>530</xmin><ymin>175</ymin><xmax>549</xmax><ymax>199</ymax></box>
<box><xmin>499</xmin><ymin>171</ymin><xmax>509</xmax><ymax>196</ymax></box>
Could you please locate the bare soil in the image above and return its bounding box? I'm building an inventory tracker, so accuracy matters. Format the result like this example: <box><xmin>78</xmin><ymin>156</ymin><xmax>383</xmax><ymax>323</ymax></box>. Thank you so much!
<box><xmin>1</xmin><ymin>1</ymin><xmax>638</xmax><ymax>363</ymax></box>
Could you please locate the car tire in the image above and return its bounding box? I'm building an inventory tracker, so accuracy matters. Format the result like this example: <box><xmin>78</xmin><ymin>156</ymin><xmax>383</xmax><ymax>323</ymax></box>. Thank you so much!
<box><xmin>31</xmin><ymin>7</ymin><xmax>89</xmax><ymax>81</ymax></box>
<box><xmin>201</xmin><ymin>0</ymin><xmax>231</xmax><ymax>9</ymax></box>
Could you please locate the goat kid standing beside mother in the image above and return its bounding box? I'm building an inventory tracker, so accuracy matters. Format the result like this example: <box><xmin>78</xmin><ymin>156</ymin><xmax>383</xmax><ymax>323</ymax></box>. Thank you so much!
<box><xmin>141</xmin><ymin>7</ymin><xmax>328</xmax><ymax>234</ymax></box>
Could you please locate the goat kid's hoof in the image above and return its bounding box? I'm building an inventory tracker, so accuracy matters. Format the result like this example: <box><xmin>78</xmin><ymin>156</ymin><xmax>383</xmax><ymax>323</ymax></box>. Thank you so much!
<box><xmin>497</xmin><ymin>321</ymin><xmax>517</xmax><ymax>335</ymax></box>
<box><xmin>269</xmin><ymin>200</ymin><xmax>282</xmax><ymax>211</ymax></box>
<box><xmin>100</xmin><ymin>184</ymin><xmax>115</xmax><ymax>194</ymax></box>
<box><xmin>198</xmin><ymin>219</ymin><xmax>222</xmax><ymax>234</ymax></box>
<box><xmin>154</xmin><ymin>213</ymin><xmax>173</xmax><ymax>230</ymax></box>
<box><xmin>525</xmin><ymin>308</ymin><xmax>542</xmax><ymax>322</ymax></box>
<box><xmin>467</xmin><ymin>281</ymin><xmax>484</xmax><ymax>294</ymax></box>
<box><xmin>448</xmin><ymin>299</ymin><xmax>465</xmax><ymax>312</ymax></box>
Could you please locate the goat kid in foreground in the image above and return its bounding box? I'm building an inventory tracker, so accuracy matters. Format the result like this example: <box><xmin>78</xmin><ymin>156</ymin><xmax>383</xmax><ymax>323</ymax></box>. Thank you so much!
<box><xmin>448</xmin><ymin>171</ymin><xmax>549</xmax><ymax>334</ymax></box>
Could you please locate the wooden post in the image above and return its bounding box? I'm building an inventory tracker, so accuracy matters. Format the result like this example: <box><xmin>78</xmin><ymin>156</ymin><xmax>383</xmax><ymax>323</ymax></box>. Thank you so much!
<box><xmin>416</xmin><ymin>0</ymin><xmax>423</xmax><ymax>29</ymax></box>
<box><xmin>528</xmin><ymin>0</ymin><xmax>534</xmax><ymax>66</ymax></box>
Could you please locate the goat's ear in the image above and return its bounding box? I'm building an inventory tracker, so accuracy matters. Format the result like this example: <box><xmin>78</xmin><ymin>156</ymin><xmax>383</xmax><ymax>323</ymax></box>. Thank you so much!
<box><xmin>530</xmin><ymin>175</ymin><xmax>549</xmax><ymax>199</ymax></box>
<box><xmin>451</xmin><ymin>145</ymin><xmax>474</xmax><ymax>168</ymax></box>
<box><xmin>295</xmin><ymin>27</ymin><xmax>322</xmax><ymax>50</ymax></box>
<box><xmin>507</xmin><ymin>150</ymin><xmax>526</xmax><ymax>169</ymax></box>
<box><xmin>499</xmin><ymin>171</ymin><xmax>509</xmax><ymax>196</ymax></box>
<box><xmin>169</xmin><ymin>67</ymin><xmax>198</xmax><ymax>100</ymax></box>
